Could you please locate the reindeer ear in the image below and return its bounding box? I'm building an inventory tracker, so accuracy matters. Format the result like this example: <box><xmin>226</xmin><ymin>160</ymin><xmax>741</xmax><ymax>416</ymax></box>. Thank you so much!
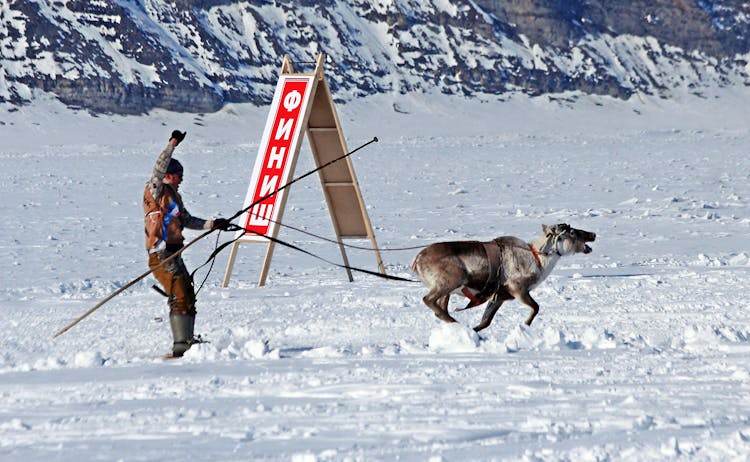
<box><xmin>542</xmin><ymin>224</ymin><xmax>552</xmax><ymax>234</ymax></box>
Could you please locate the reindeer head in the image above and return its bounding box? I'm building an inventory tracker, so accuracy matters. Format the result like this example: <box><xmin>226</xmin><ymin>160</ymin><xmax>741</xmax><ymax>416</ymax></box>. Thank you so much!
<box><xmin>541</xmin><ymin>223</ymin><xmax>596</xmax><ymax>256</ymax></box>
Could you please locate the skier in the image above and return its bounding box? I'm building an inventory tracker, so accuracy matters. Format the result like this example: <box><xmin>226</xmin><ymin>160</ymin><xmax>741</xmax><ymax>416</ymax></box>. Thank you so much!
<box><xmin>143</xmin><ymin>130</ymin><xmax>230</xmax><ymax>357</ymax></box>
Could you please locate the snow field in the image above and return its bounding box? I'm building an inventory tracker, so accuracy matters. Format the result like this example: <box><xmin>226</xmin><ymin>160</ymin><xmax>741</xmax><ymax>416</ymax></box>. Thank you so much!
<box><xmin>2</xmin><ymin>93</ymin><xmax>750</xmax><ymax>460</ymax></box>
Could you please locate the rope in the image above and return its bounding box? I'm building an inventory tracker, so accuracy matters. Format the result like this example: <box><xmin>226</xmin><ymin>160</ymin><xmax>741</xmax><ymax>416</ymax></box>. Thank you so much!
<box><xmin>261</xmin><ymin>216</ymin><xmax>427</xmax><ymax>252</ymax></box>
<box><xmin>253</xmin><ymin>230</ymin><xmax>418</xmax><ymax>283</ymax></box>
<box><xmin>192</xmin><ymin>230</ymin><xmax>222</xmax><ymax>296</ymax></box>
<box><xmin>191</xmin><ymin>224</ymin><xmax>419</xmax><ymax>285</ymax></box>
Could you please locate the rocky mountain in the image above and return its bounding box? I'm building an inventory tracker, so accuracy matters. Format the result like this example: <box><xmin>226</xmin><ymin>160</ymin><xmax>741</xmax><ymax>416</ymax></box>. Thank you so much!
<box><xmin>1</xmin><ymin>0</ymin><xmax>749</xmax><ymax>114</ymax></box>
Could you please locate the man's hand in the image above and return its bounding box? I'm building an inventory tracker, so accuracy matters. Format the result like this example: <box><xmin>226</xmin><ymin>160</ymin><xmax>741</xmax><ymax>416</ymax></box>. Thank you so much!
<box><xmin>212</xmin><ymin>218</ymin><xmax>232</xmax><ymax>231</ymax></box>
<box><xmin>169</xmin><ymin>130</ymin><xmax>186</xmax><ymax>146</ymax></box>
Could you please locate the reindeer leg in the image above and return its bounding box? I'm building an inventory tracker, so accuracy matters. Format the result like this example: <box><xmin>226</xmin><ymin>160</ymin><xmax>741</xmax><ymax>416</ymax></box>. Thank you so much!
<box><xmin>436</xmin><ymin>294</ymin><xmax>458</xmax><ymax>323</ymax></box>
<box><xmin>423</xmin><ymin>291</ymin><xmax>457</xmax><ymax>323</ymax></box>
<box><xmin>516</xmin><ymin>291</ymin><xmax>540</xmax><ymax>326</ymax></box>
<box><xmin>473</xmin><ymin>299</ymin><xmax>504</xmax><ymax>332</ymax></box>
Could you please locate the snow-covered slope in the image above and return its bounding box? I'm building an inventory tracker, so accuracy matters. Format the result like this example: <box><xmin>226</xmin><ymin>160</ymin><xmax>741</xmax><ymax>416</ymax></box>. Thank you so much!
<box><xmin>2</xmin><ymin>0</ymin><xmax>750</xmax><ymax>113</ymax></box>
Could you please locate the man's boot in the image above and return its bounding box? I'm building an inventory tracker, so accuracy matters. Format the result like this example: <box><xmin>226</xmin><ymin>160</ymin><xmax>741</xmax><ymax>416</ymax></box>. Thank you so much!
<box><xmin>169</xmin><ymin>313</ymin><xmax>195</xmax><ymax>357</ymax></box>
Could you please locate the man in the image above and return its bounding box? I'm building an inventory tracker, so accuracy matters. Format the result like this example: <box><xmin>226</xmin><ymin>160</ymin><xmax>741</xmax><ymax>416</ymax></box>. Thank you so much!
<box><xmin>143</xmin><ymin>130</ymin><xmax>229</xmax><ymax>357</ymax></box>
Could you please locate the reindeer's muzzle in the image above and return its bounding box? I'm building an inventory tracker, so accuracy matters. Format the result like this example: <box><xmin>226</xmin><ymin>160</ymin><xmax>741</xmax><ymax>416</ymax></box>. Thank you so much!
<box><xmin>581</xmin><ymin>230</ymin><xmax>596</xmax><ymax>254</ymax></box>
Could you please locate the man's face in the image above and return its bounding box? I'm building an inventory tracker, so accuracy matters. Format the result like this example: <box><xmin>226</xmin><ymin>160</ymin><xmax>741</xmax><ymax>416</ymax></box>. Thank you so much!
<box><xmin>164</xmin><ymin>173</ymin><xmax>183</xmax><ymax>190</ymax></box>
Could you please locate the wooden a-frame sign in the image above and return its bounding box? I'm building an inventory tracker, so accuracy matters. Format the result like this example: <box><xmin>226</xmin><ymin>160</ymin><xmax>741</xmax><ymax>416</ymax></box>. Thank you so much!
<box><xmin>223</xmin><ymin>54</ymin><xmax>385</xmax><ymax>287</ymax></box>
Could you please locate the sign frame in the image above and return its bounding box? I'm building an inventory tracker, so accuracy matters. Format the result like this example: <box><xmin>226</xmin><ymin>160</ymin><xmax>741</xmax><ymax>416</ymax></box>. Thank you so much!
<box><xmin>223</xmin><ymin>54</ymin><xmax>385</xmax><ymax>287</ymax></box>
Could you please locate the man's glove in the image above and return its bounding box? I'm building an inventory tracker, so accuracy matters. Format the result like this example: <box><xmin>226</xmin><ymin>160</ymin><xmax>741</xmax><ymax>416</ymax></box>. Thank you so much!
<box><xmin>170</xmin><ymin>130</ymin><xmax>186</xmax><ymax>145</ymax></box>
<box><xmin>212</xmin><ymin>218</ymin><xmax>231</xmax><ymax>231</ymax></box>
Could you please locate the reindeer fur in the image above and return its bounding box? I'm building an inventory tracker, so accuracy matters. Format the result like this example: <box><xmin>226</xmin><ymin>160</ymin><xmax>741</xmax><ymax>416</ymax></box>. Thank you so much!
<box><xmin>411</xmin><ymin>224</ymin><xmax>596</xmax><ymax>331</ymax></box>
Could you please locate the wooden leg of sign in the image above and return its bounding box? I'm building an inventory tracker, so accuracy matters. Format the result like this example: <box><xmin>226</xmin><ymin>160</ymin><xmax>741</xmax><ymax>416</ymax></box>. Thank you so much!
<box><xmin>258</xmin><ymin>241</ymin><xmax>276</xmax><ymax>287</ymax></box>
<box><xmin>222</xmin><ymin>241</ymin><xmax>241</xmax><ymax>288</ymax></box>
<box><xmin>370</xmin><ymin>236</ymin><xmax>386</xmax><ymax>275</ymax></box>
<box><xmin>336</xmin><ymin>239</ymin><xmax>354</xmax><ymax>282</ymax></box>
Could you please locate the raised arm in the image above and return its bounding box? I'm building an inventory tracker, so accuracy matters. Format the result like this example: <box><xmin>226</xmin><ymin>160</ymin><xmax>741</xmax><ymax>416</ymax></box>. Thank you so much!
<box><xmin>147</xmin><ymin>131</ymin><xmax>185</xmax><ymax>200</ymax></box>
<box><xmin>147</xmin><ymin>142</ymin><xmax>175</xmax><ymax>201</ymax></box>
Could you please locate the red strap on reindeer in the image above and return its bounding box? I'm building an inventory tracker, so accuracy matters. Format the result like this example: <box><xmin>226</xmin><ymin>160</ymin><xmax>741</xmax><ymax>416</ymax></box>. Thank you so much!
<box><xmin>459</xmin><ymin>287</ymin><xmax>487</xmax><ymax>310</ymax></box>
<box><xmin>528</xmin><ymin>244</ymin><xmax>543</xmax><ymax>270</ymax></box>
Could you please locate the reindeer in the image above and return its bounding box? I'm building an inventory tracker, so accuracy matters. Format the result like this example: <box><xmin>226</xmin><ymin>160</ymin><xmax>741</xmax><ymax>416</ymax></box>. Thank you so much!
<box><xmin>411</xmin><ymin>224</ymin><xmax>596</xmax><ymax>331</ymax></box>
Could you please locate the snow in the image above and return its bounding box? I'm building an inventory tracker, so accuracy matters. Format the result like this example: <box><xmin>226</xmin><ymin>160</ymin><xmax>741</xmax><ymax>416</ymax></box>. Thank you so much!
<box><xmin>2</xmin><ymin>89</ymin><xmax>750</xmax><ymax>460</ymax></box>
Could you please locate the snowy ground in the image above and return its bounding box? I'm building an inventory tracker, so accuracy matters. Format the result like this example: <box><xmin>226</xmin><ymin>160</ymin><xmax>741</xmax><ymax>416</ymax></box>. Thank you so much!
<box><xmin>2</xmin><ymin>90</ymin><xmax>750</xmax><ymax>461</ymax></box>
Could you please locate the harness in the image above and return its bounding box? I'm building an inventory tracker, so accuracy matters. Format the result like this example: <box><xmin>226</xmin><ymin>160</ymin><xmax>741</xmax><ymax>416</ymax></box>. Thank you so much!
<box><xmin>527</xmin><ymin>243</ymin><xmax>543</xmax><ymax>270</ymax></box>
<box><xmin>539</xmin><ymin>233</ymin><xmax>563</xmax><ymax>258</ymax></box>
<box><xmin>483</xmin><ymin>239</ymin><xmax>502</xmax><ymax>291</ymax></box>
<box><xmin>459</xmin><ymin>239</ymin><xmax>503</xmax><ymax>309</ymax></box>
<box><xmin>457</xmin><ymin>233</ymin><xmax>560</xmax><ymax>311</ymax></box>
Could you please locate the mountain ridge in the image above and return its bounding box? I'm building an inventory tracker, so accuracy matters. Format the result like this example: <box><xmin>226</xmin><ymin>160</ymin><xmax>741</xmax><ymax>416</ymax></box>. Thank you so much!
<box><xmin>1</xmin><ymin>0</ymin><xmax>749</xmax><ymax>114</ymax></box>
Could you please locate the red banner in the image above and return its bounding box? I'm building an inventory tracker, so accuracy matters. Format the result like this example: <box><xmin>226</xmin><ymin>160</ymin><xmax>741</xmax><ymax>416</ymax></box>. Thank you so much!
<box><xmin>243</xmin><ymin>77</ymin><xmax>312</xmax><ymax>237</ymax></box>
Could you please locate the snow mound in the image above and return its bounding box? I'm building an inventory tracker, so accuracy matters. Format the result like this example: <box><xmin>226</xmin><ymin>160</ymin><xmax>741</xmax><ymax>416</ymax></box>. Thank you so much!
<box><xmin>674</xmin><ymin>324</ymin><xmax>750</xmax><ymax>353</ymax></box>
<box><xmin>182</xmin><ymin>339</ymin><xmax>278</xmax><ymax>362</ymax></box>
<box><xmin>181</xmin><ymin>328</ymin><xmax>279</xmax><ymax>362</ymax></box>
<box><xmin>503</xmin><ymin>324</ymin><xmax>540</xmax><ymax>352</ymax></box>
<box><xmin>428</xmin><ymin>323</ymin><xmax>480</xmax><ymax>353</ymax></box>
<box><xmin>504</xmin><ymin>325</ymin><xmax>617</xmax><ymax>352</ymax></box>
<box><xmin>73</xmin><ymin>350</ymin><xmax>105</xmax><ymax>367</ymax></box>
<box><xmin>692</xmin><ymin>252</ymin><xmax>750</xmax><ymax>267</ymax></box>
